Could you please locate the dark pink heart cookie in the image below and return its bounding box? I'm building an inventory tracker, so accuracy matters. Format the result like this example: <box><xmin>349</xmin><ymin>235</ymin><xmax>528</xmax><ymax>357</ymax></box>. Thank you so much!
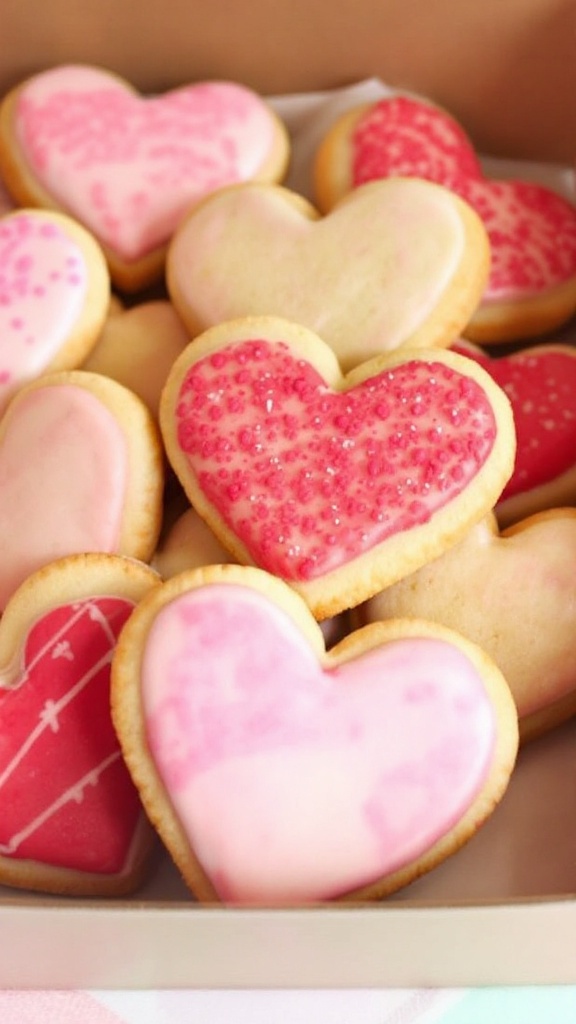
<box><xmin>160</xmin><ymin>317</ymin><xmax>515</xmax><ymax>617</ymax></box>
<box><xmin>453</xmin><ymin>338</ymin><xmax>576</xmax><ymax>524</ymax></box>
<box><xmin>0</xmin><ymin>554</ymin><xmax>158</xmax><ymax>895</ymax></box>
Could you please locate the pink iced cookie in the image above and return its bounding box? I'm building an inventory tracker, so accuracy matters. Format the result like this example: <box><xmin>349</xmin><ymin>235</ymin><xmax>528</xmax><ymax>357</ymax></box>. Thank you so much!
<box><xmin>159</xmin><ymin>316</ymin><xmax>515</xmax><ymax>619</ymax></box>
<box><xmin>0</xmin><ymin>208</ymin><xmax>110</xmax><ymax>417</ymax></box>
<box><xmin>0</xmin><ymin>553</ymin><xmax>159</xmax><ymax>896</ymax></box>
<box><xmin>314</xmin><ymin>95</ymin><xmax>576</xmax><ymax>343</ymax></box>
<box><xmin>167</xmin><ymin>177</ymin><xmax>490</xmax><ymax>372</ymax></box>
<box><xmin>0</xmin><ymin>369</ymin><xmax>164</xmax><ymax>612</ymax></box>
<box><xmin>111</xmin><ymin>564</ymin><xmax>518</xmax><ymax>906</ymax></box>
<box><xmin>0</xmin><ymin>64</ymin><xmax>290</xmax><ymax>292</ymax></box>
<box><xmin>453</xmin><ymin>338</ymin><xmax>576</xmax><ymax>525</ymax></box>
<box><xmin>360</xmin><ymin>509</ymin><xmax>576</xmax><ymax>743</ymax></box>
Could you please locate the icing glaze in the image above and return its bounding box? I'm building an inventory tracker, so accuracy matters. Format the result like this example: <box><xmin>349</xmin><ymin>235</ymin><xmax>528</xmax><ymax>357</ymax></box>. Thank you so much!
<box><xmin>167</xmin><ymin>178</ymin><xmax>472</xmax><ymax>369</ymax></box>
<box><xmin>172</xmin><ymin>338</ymin><xmax>498</xmax><ymax>581</ymax></box>
<box><xmin>0</xmin><ymin>596</ymin><xmax>142</xmax><ymax>873</ymax></box>
<box><xmin>0</xmin><ymin>212</ymin><xmax>88</xmax><ymax>414</ymax></box>
<box><xmin>14</xmin><ymin>65</ymin><xmax>279</xmax><ymax>261</ymax></box>
<box><xmin>0</xmin><ymin>384</ymin><xmax>128</xmax><ymax>610</ymax></box>
<box><xmin>350</xmin><ymin>96</ymin><xmax>576</xmax><ymax>300</ymax></box>
<box><xmin>453</xmin><ymin>342</ymin><xmax>576</xmax><ymax>499</ymax></box>
<box><xmin>141</xmin><ymin>584</ymin><xmax>496</xmax><ymax>904</ymax></box>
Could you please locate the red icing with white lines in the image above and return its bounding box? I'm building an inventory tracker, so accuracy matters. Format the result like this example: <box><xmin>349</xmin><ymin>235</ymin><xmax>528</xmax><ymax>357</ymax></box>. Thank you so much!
<box><xmin>351</xmin><ymin>96</ymin><xmax>576</xmax><ymax>299</ymax></box>
<box><xmin>174</xmin><ymin>338</ymin><xmax>498</xmax><ymax>581</ymax></box>
<box><xmin>0</xmin><ymin>596</ymin><xmax>142</xmax><ymax>873</ymax></box>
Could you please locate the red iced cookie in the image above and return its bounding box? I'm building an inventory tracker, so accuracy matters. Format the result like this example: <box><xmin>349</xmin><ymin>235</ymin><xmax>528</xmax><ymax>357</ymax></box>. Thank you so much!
<box><xmin>0</xmin><ymin>553</ymin><xmax>159</xmax><ymax>895</ymax></box>
<box><xmin>453</xmin><ymin>338</ymin><xmax>576</xmax><ymax>525</ymax></box>
<box><xmin>159</xmin><ymin>316</ymin><xmax>515</xmax><ymax>618</ymax></box>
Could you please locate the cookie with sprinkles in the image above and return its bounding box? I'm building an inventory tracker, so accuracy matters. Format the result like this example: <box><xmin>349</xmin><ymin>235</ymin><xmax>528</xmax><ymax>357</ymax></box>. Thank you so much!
<box><xmin>313</xmin><ymin>94</ymin><xmax>576</xmax><ymax>343</ymax></box>
<box><xmin>452</xmin><ymin>338</ymin><xmax>576</xmax><ymax>526</ymax></box>
<box><xmin>159</xmin><ymin>315</ymin><xmax>516</xmax><ymax>619</ymax></box>
<box><xmin>0</xmin><ymin>64</ymin><xmax>290</xmax><ymax>292</ymax></box>
<box><xmin>0</xmin><ymin>208</ymin><xmax>110</xmax><ymax>417</ymax></box>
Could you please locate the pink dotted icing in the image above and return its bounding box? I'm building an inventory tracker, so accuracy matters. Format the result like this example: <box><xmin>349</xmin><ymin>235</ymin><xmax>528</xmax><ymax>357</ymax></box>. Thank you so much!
<box><xmin>174</xmin><ymin>339</ymin><xmax>498</xmax><ymax>581</ymax></box>
<box><xmin>15</xmin><ymin>66</ymin><xmax>278</xmax><ymax>260</ymax></box>
<box><xmin>454</xmin><ymin>342</ymin><xmax>576</xmax><ymax>499</ymax></box>
<box><xmin>0</xmin><ymin>596</ymin><xmax>142</xmax><ymax>873</ymax></box>
<box><xmin>352</xmin><ymin>95</ymin><xmax>483</xmax><ymax>188</ymax></box>
<box><xmin>0</xmin><ymin>212</ymin><xmax>88</xmax><ymax>414</ymax></box>
<box><xmin>350</xmin><ymin>96</ymin><xmax>576</xmax><ymax>299</ymax></box>
<box><xmin>0</xmin><ymin>384</ymin><xmax>128</xmax><ymax>610</ymax></box>
<box><xmin>141</xmin><ymin>584</ymin><xmax>496</xmax><ymax>904</ymax></box>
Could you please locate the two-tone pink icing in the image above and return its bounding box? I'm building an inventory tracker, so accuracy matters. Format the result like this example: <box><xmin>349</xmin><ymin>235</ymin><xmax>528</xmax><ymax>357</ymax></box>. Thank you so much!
<box><xmin>14</xmin><ymin>65</ymin><xmax>280</xmax><ymax>260</ymax></box>
<box><xmin>453</xmin><ymin>341</ymin><xmax>576</xmax><ymax>499</ymax></box>
<box><xmin>141</xmin><ymin>584</ymin><xmax>496</xmax><ymax>904</ymax></box>
<box><xmin>0</xmin><ymin>384</ymin><xmax>128</xmax><ymax>610</ymax></box>
<box><xmin>0</xmin><ymin>596</ymin><xmax>142</xmax><ymax>873</ymax></box>
<box><xmin>0</xmin><ymin>212</ymin><xmax>89</xmax><ymax>414</ymax></box>
<box><xmin>350</xmin><ymin>96</ymin><xmax>576</xmax><ymax>300</ymax></box>
<box><xmin>173</xmin><ymin>338</ymin><xmax>498</xmax><ymax>581</ymax></box>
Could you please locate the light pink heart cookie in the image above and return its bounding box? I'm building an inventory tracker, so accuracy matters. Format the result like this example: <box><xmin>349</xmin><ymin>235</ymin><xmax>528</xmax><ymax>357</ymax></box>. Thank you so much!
<box><xmin>0</xmin><ymin>554</ymin><xmax>159</xmax><ymax>895</ymax></box>
<box><xmin>0</xmin><ymin>369</ymin><xmax>164</xmax><ymax>611</ymax></box>
<box><xmin>314</xmin><ymin>94</ymin><xmax>576</xmax><ymax>342</ymax></box>
<box><xmin>0</xmin><ymin>209</ymin><xmax>110</xmax><ymax>416</ymax></box>
<box><xmin>112</xmin><ymin>564</ymin><xmax>518</xmax><ymax>906</ymax></box>
<box><xmin>167</xmin><ymin>178</ymin><xmax>490</xmax><ymax>372</ymax></box>
<box><xmin>0</xmin><ymin>65</ymin><xmax>290</xmax><ymax>291</ymax></box>
<box><xmin>160</xmin><ymin>317</ymin><xmax>515</xmax><ymax>618</ymax></box>
<box><xmin>360</xmin><ymin>509</ymin><xmax>576</xmax><ymax>743</ymax></box>
<box><xmin>453</xmin><ymin>338</ymin><xmax>576</xmax><ymax>525</ymax></box>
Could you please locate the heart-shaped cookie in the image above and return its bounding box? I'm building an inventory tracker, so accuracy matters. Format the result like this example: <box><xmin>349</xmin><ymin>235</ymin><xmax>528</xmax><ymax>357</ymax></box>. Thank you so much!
<box><xmin>0</xmin><ymin>369</ymin><xmax>164</xmax><ymax>611</ymax></box>
<box><xmin>159</xmin><ymin>317</ymin><xmax>515</xmax><ymax>618</ymax></box>
<box><xmin>82</xmin><ymin>299</ymin><xmax>189</xmax><ymax>419</ymax></box>
<box><xmin>166</xmin><ymin>177</ymin><xmax>490</xmax><ymax>372</ymax></box>
<box><xmin>0</xmin><ymin>65</ymin><xmax>290</xmax><ymax>291</ymax></box>
<box><xmin>0</xmin><ymin>553</ymin><xmax>159</xmax><ymax>895</ymax></box>
<box><xmin>360</xmin><ymin>509</ymin><xmax>576</xmax><ymax>743</ymax></box>
<box><xmin>452</xmin><ymin>338</ymin><xmax>576</xmax><ymax>525</ymax></box>
<box><xmin>0</xmin><ymin>209</ymin><xmax>110</xmax><ymax>416</ymax></box>
<box><xmin>313</xmin><ymin>94</ymin><xmax>576</xmax><ymax>342</ymax></box>
<box><xmin>111</xmin><ymin>564</ymin><xmax>518</xmax><ymax>905</ymax></box>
